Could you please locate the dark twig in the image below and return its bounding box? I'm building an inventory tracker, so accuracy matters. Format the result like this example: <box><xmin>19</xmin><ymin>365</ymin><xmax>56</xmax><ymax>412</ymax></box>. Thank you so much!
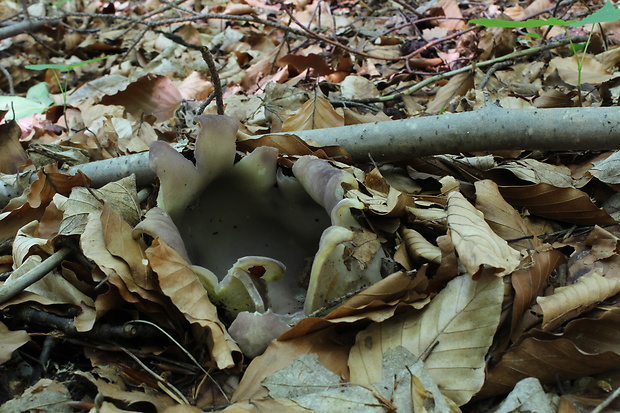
<box><xmin>200</xmin><ymin>46</ymin><xmax>224</xmax><ymax>115</ymax></box>
<box><xmin>0</xmin><ymin>64</ymin><xmax>15</xmax><ymax>94</ymax></box>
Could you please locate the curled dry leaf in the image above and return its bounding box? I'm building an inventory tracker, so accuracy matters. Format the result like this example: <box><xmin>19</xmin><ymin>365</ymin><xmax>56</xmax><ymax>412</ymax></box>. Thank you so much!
<box><xmin>146</xmin><ymin>238</ymin><xmax>240</xmax><ymax>370</ymax></box>
<box><xmin>510</xmin><ymin>250</ymin><xmax>566</xmax><ymax>341</ymax></box>
<box><xmin>133</xmin><ymin>207</ymin><xmax>191</xmax><ymax>263</ymax></box>
<box><xmin>537</xmin><ymin>272</ymin><xmax>620</xmax><ymax>331</ymax></box>
<box><xmin>401</xmin><ymin>228</ymin><xmax>442</xmax><ymax>264</ymax></box>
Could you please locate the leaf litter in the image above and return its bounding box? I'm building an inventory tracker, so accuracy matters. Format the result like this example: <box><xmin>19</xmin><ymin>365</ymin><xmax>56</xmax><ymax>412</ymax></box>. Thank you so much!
<box><xmin>0</xmin><ymin>0</ymin><xmax>620</xmax><ymax>412</ymax></box>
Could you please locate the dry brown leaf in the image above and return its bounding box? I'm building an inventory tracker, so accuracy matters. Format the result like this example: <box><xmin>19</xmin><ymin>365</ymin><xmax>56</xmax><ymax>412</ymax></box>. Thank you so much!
<box><xmin>349</xmin><ymin>272</ymin><xmax>504</xmax><ymax>406</ymax></box>
<box><xmin>100</xmin><ymin>74</ymin><xmax>182</xmax><ymax>122</ymax></box>
<box><xmin>77</xmin><ymin>370</ymin><xmax>175</xmax><ymax>412</ymax></box>
<box><xmin>483</xmin><ymin>309</ymin><xmax>620</xmax><ymax>398</ymax></box>
<box><xmin>232</xmin><ymin>327</ymin><xmax>352</xmax><ymax>402</ymax></box>
<box><xmin>474</xmin><ymin>179</ymin><xmax>542</xmax><ymax>252</ymax></box>
<box><xmin>447</xmin><ymin>191</ymin><xmax>521</xmax><ymax>277</ymax></box>
<box><xmin>81</xmin><ymin>206</ymin><xmax>163</xmax><ymax>307</ymax></box>
<box><xmin>559</xmin><ymin>225</ymin><xmax>620</xmax><ymax>285</ymax></box>
<box><xmin>0</xmin><ymin>321</ymin><xmax>30</xmax><ymax>365</ymax></box>
<box><xmin>545</xmin><ymin>55</ymin><xmax>615</xmax><ymax>86</ymax></box>
<box><xmin>101</xmin><ymin>204</ymin><xmax>153</xmax><ymax>291</ymax></box>
<box><xmin>402</xmin><ymin>228</ymin><xmax>442</xmax><ymax>264</ymax></box>
<box><xmin>146</xmin><ymin>238</ymin><xmax>240</xmax><ymax>370</ymax></box>
<box><xmin>537</xmin><ymin>272</ymin><xmax>620</xmax><ymax>331</ymax></box>
<box><xmin>0</xmin><ymin>119</ymin><xmax>28</xmax><ymax>174</ymax></box>
<box><xmin>0</xmin><ymin>170</ymin><xmax>88</xmax><ymax>243</ymax></box>
<box><xmin>495</xmin><ymin>159</ymin><xmax>574</xmax><ymax>188</ymax></box>
<box><xmin>281</xmin><ymin>271</ymin><xmax>430</xmax><ymax>340</ymax></box>
<box><xmin>214</xmin><ymin>398</ymin><xmax>311</xmax><ymax>412</ymax></box>
<box><xmin>236</xmin><ymin>133</ymin><xmax>352</xmax><ymax>165</ymax></box>
<box><xmin>279</xmin><ymin>53</ymin><xmax>334</xmax><ymax>76</ymax></box>
<box><xmin>510</xmin><ymin>250</ymin><xmax>566</xmax><ymax>341</ymax></box>
<box><xmin>499</xmin><ymin>183</ymin><xmax>616</xmax><ymax>225</ymax></box>
<box><xmin>281</xmin><ymin>96</ymin><xmax>344</xmax><ymax>132</ymax></box>
<box><xmin>426</xmin><ymin>72</ymin><xmax>474</xmax><ymax>114</ymax></box>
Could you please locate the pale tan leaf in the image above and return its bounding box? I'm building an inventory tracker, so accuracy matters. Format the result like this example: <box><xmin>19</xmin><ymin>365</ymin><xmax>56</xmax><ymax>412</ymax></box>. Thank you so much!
<box><xmin>349</xmin><ymin>273</ymin><xmax>504</xmax><ymax>406</ymax></box>
<box><xmin>537</xmin><ymin>272</ymin><xmax>620</xmax><ymax>331</ymax></box>
<box><xmin>146</xmin><ymin>238</ymin><xmax>240</xmax><ymax>370</ymax></box>
<box><xmin>233</xmin><ymin>327</ymin><xmax>351</xmax><ymax>402</ymax></box>
<box><xmin>474</xmin><ymin>180</ymin><xmax>541</xmax><ymax>252</ymax></box>
<box><xmin>281</xmin><ymin>96</ymin><xmax>344</xmax><ymax>132</ymax></box>
<box><xmin>81</xmin><ymin>208</ymin><xmax>163</xmax><ymax>306</ymax></box>
<box><xmin>101</xmin><ymin>205</ymin><xmax>154</xmax><ymax>291</ymax></box>
<box><xmin>546</xmin><ymin>55</ymin><xmax>614</xmax><ymax>86</ymax></box>
<box><xmin>494</xmin><ymin>159</ymin><xmax>573</xmax><ymax>188</ymax></box>
<box><xmin>426</xmin><ymin>72</ymin><xmax>474</xmax><ymax>114</ymax></box>
<box><xmin>402</xmin><ymin>228</ymin><xmax>442</xmax><ymax>264</ymax></box>
<box><xmin>447</xmin><ymin>191</ymin><xmax>521</xmax><ymax>277</ymax></box>
<box><xmin>214</xmin><ymin>399</ymin><xmax>311</xmax><ymax>413</ymax></box>
<box><xmin>12</xmin><ymin>220</ymin><xmax>53</xmax><ymax>267</ymax></box>
<box><xmin>57</xmin><ymin>175</ymin><xmax>140</xmax><ymax>236</ymax></box>
<box><xmin>0</xmin><ymin>321</ymin><xmax>30</xmax><ymax>365</ymax></box>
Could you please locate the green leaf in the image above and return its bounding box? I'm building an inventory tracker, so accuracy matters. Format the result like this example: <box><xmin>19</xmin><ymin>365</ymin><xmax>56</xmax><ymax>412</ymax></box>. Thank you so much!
<box><xmin>470</xmin><ymin>2</ymin><xmax>620</xmax><ymax>29</ymax></box>
<box><xmin>469</xmin><ymin>17</ymin><xmax>577</xmax><ymax>28</ymax></box>
<box><xmin>26</xmin><ymin>82</ymin><xmax>54</xmax><ymax>107</ymax></box>
<box><xmin>25</xmin><ymin>63</ymin><xmax>70</xmax><ymax>71</ymax></box>
<box><xmin>0</xmin><ymin>96</ymin><xmax>50</xmax><ymax>120</ymax></box>
<box><xmin>574</xmin><ymin>1</ymin><xmax>620</xmax><ymax>26</ymax></box>
<box><xmin>25</xmin><ymin>55</ymin><xmax>117</xmax><ymax>72</ymax></box>
<box><xmin>0</xmin><ymin>83</ymin><xmax>54</xmax><ymax>120</ymax></box>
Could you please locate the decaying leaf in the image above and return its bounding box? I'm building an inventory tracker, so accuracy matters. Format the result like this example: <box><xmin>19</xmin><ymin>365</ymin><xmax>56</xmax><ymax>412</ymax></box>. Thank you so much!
<box><xmin>447</xmin><ymin>191</ymin><xmax>522</xmax><ymax>277</ymax></box>
<box><xmin>349</xmin><ymin>272</ymin><xmax>504</xmax><ymax>406</ymax></box>
<box><xmin>281</xmin><ymin>96</ymin><xmax>344</xmax><ymax>132</ymax></box>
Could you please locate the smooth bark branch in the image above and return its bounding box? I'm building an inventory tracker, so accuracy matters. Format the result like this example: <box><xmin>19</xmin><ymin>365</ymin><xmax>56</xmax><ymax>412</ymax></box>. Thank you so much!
<box><xmin>279</xmin><ymin>106</ymin><xmax>620</xmax><ymax>162</ymax></box>
<box><xmin>0</xmin><ymin>246</ymin><xmax>72</xmax><ymax>305</ymax></box>
<box><xmin>0</xmin><ymin>106</ymin><xmax>618</xmax><ymax>208</ymax></box>
<box><xmin>0</xmin><ymin>19</ymin><xmax>61</xmax><ymax>40</ymax></box>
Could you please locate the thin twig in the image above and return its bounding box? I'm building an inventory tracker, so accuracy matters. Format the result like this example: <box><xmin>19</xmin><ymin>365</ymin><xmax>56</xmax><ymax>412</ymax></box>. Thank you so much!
<box><xmin>200</xmin><ymin>46</ymin><xmax>224</xmax><ymax>115</ymax></box>
<box><xmin>591</xmin><ymin>385</ymin><xmax>620</xmax><ymax>413</ymax></box>
<box><xmin>120</xmin><ymin>346</ymin><xmax>190</xmax><ymax>405</ymax></box>
<box><xmin>129</xmin><ymin>320</ymin><xmax>230</xmax><ymax>403</ymax></box>
<box><xmin>0</xmin><ymin>64</ymin><xmax>15</xmax><ymax>94</ymax></box>
<box><xmin>352</xmin><ymin>35</ymin><xmax>587</xmax><ymax>103</ymax></box>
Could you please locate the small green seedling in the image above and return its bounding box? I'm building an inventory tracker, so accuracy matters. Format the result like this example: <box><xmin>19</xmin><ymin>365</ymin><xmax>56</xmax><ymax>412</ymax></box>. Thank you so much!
<box><xmin>470</xmin><ymin>1</ymin><xmax>620</xmax><ymax>105</ymax></box>
<box><xmin>25</xmin><ymin>55</ymin><xmax>116</xmax><ymax>124</ymax></box>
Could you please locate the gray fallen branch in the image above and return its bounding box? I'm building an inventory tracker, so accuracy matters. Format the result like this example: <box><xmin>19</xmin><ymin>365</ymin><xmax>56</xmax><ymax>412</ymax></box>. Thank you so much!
<box><xmin>0</xmin><ymin>246</ymin><xmax>72</xmax><ymax>305</ymax></box>
<box><xmin>0</xmin><ymin>19</ymin><xmax>61</xmax><ymax>40</ymax></box>
<box><xmin>0</xmin><ymin>105</ymin><xmax>618</xmax><ymax>208</ymax></box>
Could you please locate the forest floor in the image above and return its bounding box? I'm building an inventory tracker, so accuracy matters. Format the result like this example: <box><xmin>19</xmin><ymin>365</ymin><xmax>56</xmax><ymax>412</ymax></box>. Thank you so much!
<box><xmin>1</xmin><ymin>0</ymin><xmax>620</xmax><ymax>412</ymax></box>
